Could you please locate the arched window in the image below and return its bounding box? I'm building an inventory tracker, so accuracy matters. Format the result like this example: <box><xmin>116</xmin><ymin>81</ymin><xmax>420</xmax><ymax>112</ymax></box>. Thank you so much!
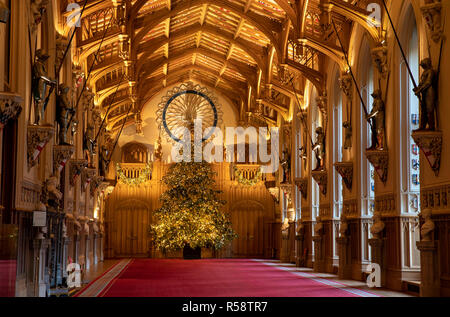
<box><xmin>310</xmin><ymin>87</ymin><xmax>320</xmax><ymax>221</ymax></box>
<box><xmin>332</xmin><ymin>69</ymin><xmax>343</xmax><ymax>258</ymax></box>
<box><xmin>358</xmin><ymin>36</ymin><xmax>375</xmax><ymax>263</ymax></box>
<box><xmin>398</xmin><ymin>4</ymin><xmax>421</xmax><ymax>270</ymax></box>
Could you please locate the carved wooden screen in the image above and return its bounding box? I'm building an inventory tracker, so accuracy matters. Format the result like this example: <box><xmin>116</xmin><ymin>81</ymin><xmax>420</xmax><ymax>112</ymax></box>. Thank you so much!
<box><xmin>122</xmin><ymin>142</ymin><xmax>149</xmax><ymax>163</ymax></box>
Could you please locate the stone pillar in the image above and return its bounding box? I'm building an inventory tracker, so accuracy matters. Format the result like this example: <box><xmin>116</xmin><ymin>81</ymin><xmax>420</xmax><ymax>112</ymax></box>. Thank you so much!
<box><xmin>369</xmin><ymin>238</ymin><xmax>386</xmax><ymax>287</ymax></box>
<box><xmin>280</xmin><ymin>229</ymin><xmax>290</xmax><ymax>263</ymax></box>
<box><xmin>32</xmin><ymin>238</ymin><xmax>50</xmax><ymax>297</ymax></box>
<box><xmin>289</xmin><ymin>222</ymin><xmax>296</xmax><ymax>263</ymax></box>
<box><xmin>85</xmin><ymin>235</ymin><xmax>90</xmax><ymax>271</ymax></box>
<box><xmin>337</xmin><ymin>237</ymin><xmax>352</xmax><ymax>279</ymax></box>
<box><xmin>93</xmin><ymin>234</ymin><xmax>98</xmax><ymax>265</ymax></box>
<box><xmin>416</xmin><ymin>240</ymin><xmax>440</xmax><ymax>297</ymax></box>
<box><xmin>62</xmin><ymin>237</ymin><xmax>71</xmax><ymax>282</ymax></box>
<box><xmin>295</xmin><ymin>234</ymin><xmax>305</xmax><ymax>267</ymax></box>
<box><xmin>99</xmin><ymin>234</ymin><xmax>104</xmax><ymax>262</ymax></box>
<box><xmin>312</xmin><ymin>236</ymin><xmax>323</xmax><ymax>272</ymax></box>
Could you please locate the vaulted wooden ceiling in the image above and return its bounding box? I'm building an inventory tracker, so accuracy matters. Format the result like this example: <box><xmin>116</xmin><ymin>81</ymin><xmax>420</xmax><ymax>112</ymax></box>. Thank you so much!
<box><xmin>63</xmin><ymin>0</ymin><xmax>383</xmax><ymax>131</ymax></box>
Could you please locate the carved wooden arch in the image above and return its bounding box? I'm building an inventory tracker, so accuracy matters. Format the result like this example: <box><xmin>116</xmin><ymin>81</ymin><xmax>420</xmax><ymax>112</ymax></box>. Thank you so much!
<box><xmin>286</xmin><ymin>60</ymin><xmax>324</xmax><ymax>92</ymax></box>
<box><xmin>96</xmin><ymin>82</ymin><xmax>130</xmax><ymax>106</ymax></box>
<box><xmin>137</xmin><ymin>47</ymin><xmax>257</xmax><ymax>87</ymax></box>
<box><xmin>138</xmin><ymin>65</ymin><xmax>248</xmax><ymax>98</ymax></box>
<box><xmin>329</xmin><ymin>0</ymin><xmax>382</xmax><ymax>44</ymax></box>
<box><xmin>116</xmin><ymin>198</ymin><xmax>151</xmax><ymax>212</ymax></box>
<box><xmin>230</xmin><ymin>200</ymin><xmax>266</xmax><ymax>213</ymax></box>
<box><xmin>138</xmin><ymin>76</ymin><xmax>246</xmax><ymax>109</ymax></box>
<box><xmin>136</xmin><ymin>23</ymin><xmax>265</xmax><ymax>73</ymax></box>
<box><xmin>298</xmin><ymin>37</ymin><xmax>346</xmax><ymax>71</ymax></box>
<box><xmin>77</xmin><ymin>34</ymin><xmax>119</xmax><ymax>65</ymax></box>
<box><xmin>122</xmin><ymin>142</ymin><xmax>150</xmax><ymax>163</ymax></box>
<box><xmin>132</xmin><ymin>0</ymin><xmax>283</xmax><ymax>63</ymax></box>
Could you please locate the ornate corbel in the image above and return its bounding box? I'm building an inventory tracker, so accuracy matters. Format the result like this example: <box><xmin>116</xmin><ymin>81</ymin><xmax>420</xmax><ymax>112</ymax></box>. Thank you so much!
<box><xmin>280</xmin><ymin>183</ymin><xmax>294</xmax><ymax>197</ymax></box>
<box><xmin>53</xmin><ymin>145</ymin><xmax>75</xmax><ymax>175</ymax></box>
<box><xmin>334</xmin><ymin>162</ymin><xmax>353</xmax><ymax>191</ymax></box>
<box><xmin>29</xmin><ymin>0</ymin><xmax>49</xmax><ymax>33</ymax></box>
<box><xmin>312</xmin><ymin>170</ymin><xmax>328</xmax><ymax>196</ymax></box>
<box><xmin>338</xmin><ymin>74</ymin><xmax>353</xmax><ymax>99</ymax></box>
<box><xmin>0</xmin><ymin>92</ymin><xmax>23</xmax><ymax>128</ymax></box>
<box><xmin>371</xmin><ymin>45</ymin><xmax>388</xmax><ymax>77</ymax></box>
<box><xmin>69</xmin><ymin>159</ymin><xmax>88</xmax><ymax>186</ymax></box>
<box><xmin>365</xmin><ymin>150</ymin><xmax>389</xmax><ymax>184</ymax></box>
<box><xmin>421</xmin><ymin>1</ymin><xmax>443</xmax><ymax>43</ymax></box>
<box><xmin>264</xmin><ymin>180</ymin><xmax>280</xmax><ymax>204</ymax></box>
<box><xmin>90</xmin><ymin>176</ymin><xmax>104</xmax><ymax>197</ymax></box>
<box><xmin>412</xmin><ymin>130</ymin><xmax>442</xmax><ymax>176</ymax></box>
<box><xmin>27</xmin><ymin>125</ymin><xmax>54</xmax><ymax>169</ymax></box>
<box><xmin>81</xmin><ymin>168</ymin><xmax>96</xmax><ymax>192</ymax></box>
<box><xmin>295</xmin><ymin>178</ymin><xmax>308</xmax><ymax>200</ymax></box>
<box><xmin>55</xmin><ymin>35</ymin><xmax>68</xmax><ymax>72</ymax></box>
<box><xmin>277</xmin><ymin>64</ymin><xmax>295</xmax><ymax>86</ymax></box>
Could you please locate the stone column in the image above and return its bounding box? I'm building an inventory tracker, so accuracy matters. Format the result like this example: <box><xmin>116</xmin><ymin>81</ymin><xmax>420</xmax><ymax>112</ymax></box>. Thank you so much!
<box><xmin>289</xmin><ymin>222</ymin><xmax>296</xmax><ymax>263</ymax></box>
<box><xmin>280</xmin><ymin>228</ymin><xmax>290</xmax><ymax>263</ymax></box>
<box><xmin>32</xmin><ymin>238</ymin><xmax>50</xmax><ymax>297</ymax></box>
<box><xmin>295</xmin><ymin>233</ymin><xmax>305</xmax><ymax>267</ymax></box>
<box><xmin>337</xmin><ymin>236</ymin><xmax>352</xmax><ymax>279</ymax></box>
<box><xmin>416</xmin><ymin>240</ymin><xmax>440</xmax><ymax>297</ymax></box>
<box><xmin>369</xmin><ymin>237</ymin><xmax>386</xmax><ymax>287</ymax></box>
<box><xmin>312</xmin><ymin>235</ymin><xmax>323</xmax><ymax>272</ymax></box>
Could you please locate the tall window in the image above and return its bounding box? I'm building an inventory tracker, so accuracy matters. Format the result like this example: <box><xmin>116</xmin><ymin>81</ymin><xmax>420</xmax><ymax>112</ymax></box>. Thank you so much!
<box><xmin>359</xmin><ymin>36</ymin><xmax>374</xmax><ymax>263</ymax></box>
<box><xmin>399</xmin><ymin>5</ymin><xmax>420</xmax><ymax>270</ymax></box>
<box><xmin>310</xmin><ymin>88</ymin><xmax>320</xmax><ymax>221</ymax></box>
<box><xmin>332</xmin><ymin>70</ymin><xmax>343</xmax><ymax>258</ymax></box>
<box><xmin>400</xmin><ymin>7</ymin><xmax>420</xmax><ymax>214</ymax></box>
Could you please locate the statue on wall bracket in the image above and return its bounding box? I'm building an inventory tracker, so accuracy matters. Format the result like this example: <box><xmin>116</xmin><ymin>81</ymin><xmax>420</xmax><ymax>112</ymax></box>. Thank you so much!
<box><xmin>32</xmin><ymin>49</ymin><xmax>56</xmax><ymax>125</ymax></box>
<box><xmin>56</xmin><ymin>84</ymin><xmax>75</xmax><ymax>145</ymax></box>
<box><xmin>414</xmin><ymin>58</ymin><xmax>438</xmax><ymax>132</ymax></box>
<box><xmin>280</xmin><ymin>149</ymin><xmax>291</xmax><ymax>184</ymax></box>
<box><xmin>366</xmin><ymin>90</ymin><xmax>386</xmax><ymax>151</ymax></box>
<box><xmin>312</xmin><ymin>127</ymin><xmax>325</xmax><ymax>171</ymax></box>
<box><xmin>411</xmin><ymin>57</ymin><xmax>443</xmax><ymax>176</ymax></box>
<box><xmin>83</xmin><ymin>124</ymin><xmax>96</xmax><ymax>168</ymax></box>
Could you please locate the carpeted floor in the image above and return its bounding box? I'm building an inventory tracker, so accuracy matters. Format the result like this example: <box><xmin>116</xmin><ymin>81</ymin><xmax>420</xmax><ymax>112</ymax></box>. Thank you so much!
<box><xmin>77</xmin><ymin>259</ymin><xmax>381</xmax><ymax>297</ymax></box>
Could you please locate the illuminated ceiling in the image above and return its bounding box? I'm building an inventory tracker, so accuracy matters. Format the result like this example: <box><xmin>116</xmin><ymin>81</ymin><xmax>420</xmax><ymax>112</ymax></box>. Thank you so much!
<box><xmin>63</xmin><ymin>0</ymin><xmax>383</xmax><ymax>132</ymax></box>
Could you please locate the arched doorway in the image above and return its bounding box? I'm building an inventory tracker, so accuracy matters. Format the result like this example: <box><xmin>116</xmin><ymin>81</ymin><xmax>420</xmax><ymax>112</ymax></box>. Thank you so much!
<box><xmin>230</xmin><ymin>200</ymin><xmax>266</xmax><ymax>258</ymax></box>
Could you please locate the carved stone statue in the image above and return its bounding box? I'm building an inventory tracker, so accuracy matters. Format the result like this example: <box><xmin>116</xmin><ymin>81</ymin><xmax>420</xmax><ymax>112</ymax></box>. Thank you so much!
<box><xmin>41</xmin><ymin>176</ymin><xmax>63</xmax><ymax>211</ymax></box>
<box><xmin>366</xmin><ymin>90</ymin><xmax>386</xmax><ymax>150</ymax></box>
<box><xmin>280</xmin><ymin>149</ymin><xmax>291</xmax><ymax>183</ymax></box>
<box><xmin>83</xmin><ymin>124</ymin><xmax>96</xmax><ymax>167</ymax></box>
<box><xmin>56</xmin><ymin>84</ymin><xmax>75</xmax><ymax>145</ymax></box>
<box><xmin>420</xmin><ymin>208</ymin><xmax>435</xmax><ymax>242</ymax></box>
<box><xmin>414</xmin><ymin>58</ymin><xmax>438</xmax><ymax>131</ymax></box>
<box><xmin>313</xmin><ymin>127</ymin><xmax>325</xmax><ymax>171</ymax></box>
<box><xmin>343</xmin><ymin>121</ymin><xmax>352</xmax><ymax>149</ymax></box>
<box><xmin>99</xmin><ymin>145</ymin><xmax>110</xmax><ymax>177</ymax></box>
<box><xmin>32</xmin><ymin>49</ymin><xmax>55</xmax><ymax>125</ymax></box>
<box><xmin>281</xmin><ymin>218</ymin><xmax>290</xmax><ymax>239</ymax></box>
<box><xmin>370</xmin><ymin>211</ymin><xmax>385</xmax><ymax>239</ymax></box>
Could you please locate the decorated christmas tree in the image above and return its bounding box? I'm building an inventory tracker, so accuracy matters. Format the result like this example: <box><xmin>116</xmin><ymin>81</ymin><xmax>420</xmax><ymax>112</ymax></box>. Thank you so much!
<box><xmin>151</xmin><ymin>160</ymin><xmax>236</xmax><ymax>253</ymax></box>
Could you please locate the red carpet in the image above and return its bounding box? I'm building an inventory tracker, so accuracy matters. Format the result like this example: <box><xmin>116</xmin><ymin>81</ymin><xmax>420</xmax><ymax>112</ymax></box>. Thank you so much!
<box><xmin>93</xmin><ymin>259</ymin><xmax>378</xmax><ymax>297</ymax></box>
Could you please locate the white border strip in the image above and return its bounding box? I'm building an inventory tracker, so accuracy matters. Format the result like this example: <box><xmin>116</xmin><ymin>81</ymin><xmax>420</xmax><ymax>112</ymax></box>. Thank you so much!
<box><xmin>253</xmin><ymin>260</ymin><xmax>381</xmax><ymax>298</ymax></box>
<box><xmin>77</xmin><ymin>259</ymin><xmax>132</xmax><ymax>297</ymax></box>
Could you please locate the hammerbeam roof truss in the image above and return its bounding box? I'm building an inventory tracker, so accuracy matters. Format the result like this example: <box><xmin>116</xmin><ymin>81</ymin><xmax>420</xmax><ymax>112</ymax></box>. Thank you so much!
<box><xmin>68</xmin><ymin>0</ymin><xmax>384</xmax><ymax>130</ymax></box>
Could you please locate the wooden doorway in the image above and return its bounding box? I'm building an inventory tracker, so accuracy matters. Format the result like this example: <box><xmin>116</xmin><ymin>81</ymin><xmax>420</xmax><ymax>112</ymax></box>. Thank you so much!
<box><xmin>231</xmin><ymin>201</ymin><xmax>265</xmax><ymax>258</ymax></box>
<box><xmin>111</xmin><ymin>200</ymin><xmax>152</xmax><ymax>258</ymax></box>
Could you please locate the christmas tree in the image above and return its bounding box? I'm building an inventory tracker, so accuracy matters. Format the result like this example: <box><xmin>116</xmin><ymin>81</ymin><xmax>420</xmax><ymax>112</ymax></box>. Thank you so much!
<box><xmin>151</xmin><ymin>160</ymin><xmax>236</xmax><ymax>252</ymax></box>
